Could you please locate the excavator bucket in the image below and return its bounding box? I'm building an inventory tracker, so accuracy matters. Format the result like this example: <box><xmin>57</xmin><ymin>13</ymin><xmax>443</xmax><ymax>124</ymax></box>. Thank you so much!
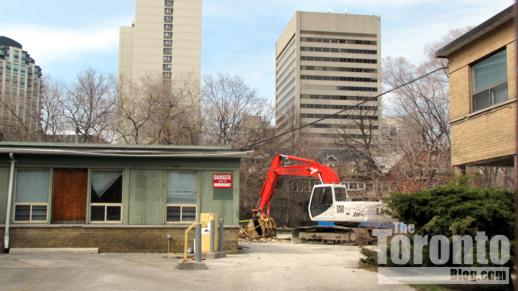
<box><xmin>242</xmin><ymin>217</ymin><xmax>277</xmax><ymax>239</ymax></box>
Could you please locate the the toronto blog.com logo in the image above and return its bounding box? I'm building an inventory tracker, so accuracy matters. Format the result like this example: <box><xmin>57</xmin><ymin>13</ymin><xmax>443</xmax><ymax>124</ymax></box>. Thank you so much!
<box><xmin>372</xmin><ymin>222</ymin><xmax>510</xmax><ymax>285</ymax></box>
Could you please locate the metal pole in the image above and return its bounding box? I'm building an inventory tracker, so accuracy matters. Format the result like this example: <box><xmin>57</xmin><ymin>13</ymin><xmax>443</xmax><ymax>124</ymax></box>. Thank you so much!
<box><xmin>218</xmin><ymin>218</ymin><xmax>224</xmax><ymax>252</ymax></box>
<box><xmin>4</xmin><ymin>153</ymin><xmax>15</xmax><ymax>252</ymax></box>
<box><xmin>194</xmin><ymin>223</ymin><xmax>202</xmax><ymax>262</ymax></box>
<box><xmin>209</xmin><ymin>219</ymin><xmax>215</xmax><ymax>253</ymax></box>
<box><xmin>510</xmin><ymin>0</ymin><xmax>518</xmax><ymax>290</ymax></box>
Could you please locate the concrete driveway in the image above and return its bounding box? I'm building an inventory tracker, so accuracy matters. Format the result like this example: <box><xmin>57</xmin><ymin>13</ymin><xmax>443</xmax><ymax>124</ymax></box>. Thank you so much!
<box><xmin>0</xmin><ymin>242</ymin><xmax>413</xmax><ymax>291</ymax></box>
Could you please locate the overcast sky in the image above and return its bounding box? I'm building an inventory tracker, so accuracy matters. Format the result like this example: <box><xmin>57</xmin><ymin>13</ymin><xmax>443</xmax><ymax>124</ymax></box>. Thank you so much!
<box><xmin>0</xmin><ymin>0</ymin><xmax>514</xmax><ymax>102</ymax></box>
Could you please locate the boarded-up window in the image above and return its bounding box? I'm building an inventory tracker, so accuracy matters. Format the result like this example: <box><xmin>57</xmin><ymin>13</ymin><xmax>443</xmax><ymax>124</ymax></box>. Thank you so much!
<box><xmin>14</xmin><ymin>169</ymin><xmax>49</xmax><ymax>222</ymax></box>
<box><xmin>128</xmin><ymin>170</ymin><xmax>164</xmax><ymax>225</ymax></box>
<box><xmin>52</xmin><ymin>169</ymin><xmax>88</xmax><ymax>223</ymax></box>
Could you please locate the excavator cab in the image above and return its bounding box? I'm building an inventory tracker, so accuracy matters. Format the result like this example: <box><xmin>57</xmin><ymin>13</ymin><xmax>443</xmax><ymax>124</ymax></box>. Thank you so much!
<box><xmin>308</xmin><ymin>184</ymin><xmax>348</xmax><ymax>220</ymax></box>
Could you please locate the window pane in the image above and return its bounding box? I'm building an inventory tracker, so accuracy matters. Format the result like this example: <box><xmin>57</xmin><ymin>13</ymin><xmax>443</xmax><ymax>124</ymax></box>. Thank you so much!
<box><xmin>334</xmin><ymin>187</ymin><xmax>348</xmax><ymax>201</ymax></box>
<box><xmin>91</xmin><ymin>171</ymin><xmax>122</xmax><ymax>203</ymax></box>
<box><xmin>31</xmin><ymin>205</ymin><xmax>47</xmax><ymax>221</ymax></box>
<box><xmin>15</xmin><ymin>205</ymin><xmax>30</xmax><ymax>221</ymax></box>
<box><xmin>167</xmin><ymin>206</ymin><xmax>181</xmax><ymax>222</ymax></box>
<box><xmin>16</xmin><ymin>170</ymin><xmax>49</xmax><ymax>202</ymax></box>
<box><xmin>473</xmin><ymin>90</ymin><xmax>491</xmax><ymax>112</ymax></box>
<box><xmin>492</xmin><ymin>82</ymin><xmax>508</xmax><ymax>105</ymax></box>
<box><xmin>167</xmin><ymin>172</ymin><xmax>197</xmax><ymax>204</ymax></box>
<box><xmin>90</xmin><ymin>206</ymin><xmax>105</xmax><ymax>221</ymax></box>
<box><xmin>310</xmin><ymin>187</ymin><xmax>333</xmax><ymax>217</ymax></box>
<box><xmin>107</xmin><ymin>206</ymin><xmax>121</xmax><ymax>221</ymax></box>
<box><xmin>472</xmin><ymin>50</ymin><xmax>507</xmax><ymax>93</ymax></box>
<box><xmin>182</xmin><ymin>207</ymin><xmax>196</xmax><ymax>221</ymax></box>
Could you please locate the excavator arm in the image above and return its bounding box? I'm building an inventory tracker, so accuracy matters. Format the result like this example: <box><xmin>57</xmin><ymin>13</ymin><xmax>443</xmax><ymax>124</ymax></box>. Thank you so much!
<box><xmin>253</xmin><ymin>154</ymin><xmax>341</xmax><ymax>217</ymax></box>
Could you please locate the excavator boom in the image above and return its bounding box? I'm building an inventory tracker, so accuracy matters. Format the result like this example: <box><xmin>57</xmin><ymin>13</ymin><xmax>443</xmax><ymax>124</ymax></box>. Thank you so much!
<box><xmin>255</xmin><ymin>154</ymin><xmax>340</xmax><ymax>216</ymax></box>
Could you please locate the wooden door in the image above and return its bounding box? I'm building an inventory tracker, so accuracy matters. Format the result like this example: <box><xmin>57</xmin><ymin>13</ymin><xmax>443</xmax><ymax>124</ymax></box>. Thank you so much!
<box><xmin>52</xmin><ymin>169</ymin><xmax>88</xmax><ymax>223</ymax></box>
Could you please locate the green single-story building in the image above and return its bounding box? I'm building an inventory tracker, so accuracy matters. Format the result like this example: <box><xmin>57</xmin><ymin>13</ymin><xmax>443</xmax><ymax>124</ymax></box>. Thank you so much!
<box><xmin>0</xmin><ymin>142</ymin><xmax>248</xmax><ymax>253</ymax></box>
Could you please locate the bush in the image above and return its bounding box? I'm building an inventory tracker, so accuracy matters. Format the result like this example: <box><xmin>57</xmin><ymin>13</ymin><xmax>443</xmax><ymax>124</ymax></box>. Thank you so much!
<box><xmin>359</xmin><ymin>246</ymin><xmax>378</xmax><ymax>269</ymax></box>
<box><xmin>387</xmin><ymin>182</ymin><xmax>515</xmax><ymax>266</ymax></box>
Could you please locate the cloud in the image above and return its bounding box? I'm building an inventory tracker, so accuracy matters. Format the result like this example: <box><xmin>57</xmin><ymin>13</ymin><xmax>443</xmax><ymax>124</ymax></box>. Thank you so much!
<box><xmin>0</xmin><ymin>23</ymin><xmax>120</xmax><ymax>66</ymax></box>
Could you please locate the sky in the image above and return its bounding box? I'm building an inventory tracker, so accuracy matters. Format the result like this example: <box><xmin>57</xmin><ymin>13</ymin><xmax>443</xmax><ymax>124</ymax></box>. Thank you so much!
<box><xmin>0</xmin><ymin>0</ymin><xmax>514</xmax><ymax>102</ymax></box>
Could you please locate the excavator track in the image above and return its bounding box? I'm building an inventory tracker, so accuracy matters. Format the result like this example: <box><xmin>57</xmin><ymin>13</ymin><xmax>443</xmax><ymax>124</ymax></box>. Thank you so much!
<box><xmin>292</xmin><ymin>226</ymin><xmax>372</xmax><ymax>245</ymax></box>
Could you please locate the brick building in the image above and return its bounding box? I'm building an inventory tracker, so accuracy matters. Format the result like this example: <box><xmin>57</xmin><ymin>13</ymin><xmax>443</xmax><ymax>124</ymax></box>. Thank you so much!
<box><xmin>0</xmin><ymin>142</ymin><xmax>247</xmax><ymax>253</ymax></box>
<box><xmin>436</xmin><ymin>5</ymin><xmax>517</xmax><ymax>173</ymax></box>
<box><xmin>0</xmin><ymin>36</ymin><xmax>43</xmax><ymax>139</ymax></box>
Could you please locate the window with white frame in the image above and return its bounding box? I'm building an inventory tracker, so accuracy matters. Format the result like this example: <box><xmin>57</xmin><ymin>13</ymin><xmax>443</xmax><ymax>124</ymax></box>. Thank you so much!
<box><xmin>166</xmin><ymin>172</ymin><xmax>197</xmax><ymax>223</ymax></box>
<box><xmin>14</xmin><ymin>169</ymin><xmax>49</xmax><ymax>223</ymax></box>
<box><xmin>90</xmin><ymin>170</ymin><xmax>123</xmax><ymax>223</ymax></box>
<box><xmin>472</xmin><ymin>49</ymin><xmax>508</xmax><ymax>112</ymax></box>
<box><xmin>346</xmin><ymin>182</ymin><xmax>365</xmax><ymax>191</ymax></box>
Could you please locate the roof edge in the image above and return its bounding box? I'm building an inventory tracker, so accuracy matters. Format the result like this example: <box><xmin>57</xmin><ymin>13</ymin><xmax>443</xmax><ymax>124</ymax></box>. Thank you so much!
<box><xmin>436</xmin><ymin>5</ymin><xmax>515</xmax><ymax>58</ymax></box>
<box><xmin>0</xmin><ymin>142</ymin><xmax>233</xmax><ymax>152</ymax></box>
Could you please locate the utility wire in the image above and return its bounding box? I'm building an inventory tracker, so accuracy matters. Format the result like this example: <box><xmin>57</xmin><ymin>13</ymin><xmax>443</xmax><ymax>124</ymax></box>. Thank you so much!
<box><xmin>241</xmin><ymin>66</ymin><xmax>448</xmax><ymax>151</ymax></box>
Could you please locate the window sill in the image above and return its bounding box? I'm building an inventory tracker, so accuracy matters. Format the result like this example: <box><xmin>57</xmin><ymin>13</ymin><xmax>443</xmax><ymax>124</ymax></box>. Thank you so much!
<box><xmin>451</xmin><ymin>97</ymin><xmax>516</xmax><ymax>124</ymax></box>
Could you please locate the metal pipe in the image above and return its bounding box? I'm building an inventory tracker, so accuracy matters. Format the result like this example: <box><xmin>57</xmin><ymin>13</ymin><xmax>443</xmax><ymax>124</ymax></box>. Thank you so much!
<box><xmin>183</xmin><ymin>223</ymin><xmax>196</xmax><ymax>261</ymax></box>
<box><xmin>4</xmin><ymin>153</ymin><xmax>15</xmax><ymax>252</ymax></box>
<box><xmin>194</xmin><ymin>223</ymin><xmax>202</xmax><ymax>262</ymax></box>
<box><xmin>514</xmin><ymin>4</ymin><xmax>518</xmax><ymax>286</ymax></box>
<box><xmin>218</xmin><ymin>218</ymin><xmax>224</xmax><ymax>252</ymax></box>
<box><xmin>209</xmin><ymin>219</ymin><xmax>215</xmax><ymax>253</ymax></box>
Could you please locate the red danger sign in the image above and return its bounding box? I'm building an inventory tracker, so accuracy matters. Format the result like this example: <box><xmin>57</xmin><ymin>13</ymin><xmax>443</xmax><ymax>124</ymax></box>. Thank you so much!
<box><xmin>213</xmin><ymin>173</ymin><xmax>232</xmax><ymax>189</ymax></box>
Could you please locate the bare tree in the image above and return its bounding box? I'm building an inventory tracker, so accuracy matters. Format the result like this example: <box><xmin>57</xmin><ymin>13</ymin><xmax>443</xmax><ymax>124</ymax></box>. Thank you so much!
<box><xmin>116</xmin><ymin>77</ymin><xmax>158</xmax><ymax>144</ymax></box>
<box><xmin>149</xmin><ymin>75</ymin><xmax>202</xmax><ymax>145</ymax></box>
<box><xmin>116</xmin><ymin>74</ymin><xmax>201</xmax><ymax>145</ymax></box>
<box><xmin>377</xmin><ymin>29</ymin><xmax>471</xmax><ymax>193</ymax></box>
<box><xmin>202</xmin><ymin>73</ymin><xmax>273</xmax><ymax>148</ymax></box>
<box><xmin>63</xmin><ymin>68</ymin><xmax>117</xmax><ymax>143</ymax></box>
<box><xmin>383</xmin><ymin>57</ymin><xmax>450</xmax><ymax>152</ymax></box>
<box><xmin>40</xmin><ymin>77</ymin><xmax>65</xmax><ymax>139</ymax></box>
<box><xmin>0</xmin><ymin>99</ymin><xmax>35</xmax><ymax>141</ymax></box>
<box><xmin>335</xmin><ymin>106</ymin><xmax>382</xmax><ymax>176</ymax></box>
<box><xmin>383</xmin><ymin>29</ymin><xmax>469</xmax><ymax>152</ymax></box>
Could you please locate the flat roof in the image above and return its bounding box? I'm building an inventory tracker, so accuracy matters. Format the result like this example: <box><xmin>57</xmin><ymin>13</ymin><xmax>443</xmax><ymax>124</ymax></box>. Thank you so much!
<box><xmin>0</xmin><ymin>142</ymin><xmax>250</xmax><ymax>159</ymax></box>
<box><xmin>0</xmin><ymin>36</ymin><xmax>22</xmax><ymax>49</ymax></box>
<box><xmin>436</xmin><ymin>5</ymin><xmax>515</xmax><ymax>58</ymax></box>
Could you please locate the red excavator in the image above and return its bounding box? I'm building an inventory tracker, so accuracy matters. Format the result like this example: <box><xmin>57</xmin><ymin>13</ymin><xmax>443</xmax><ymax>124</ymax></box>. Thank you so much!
<box><xmin>244</xmin><ymin>154</ymin><xmax>391</xmax><ymax>243</ymax></box>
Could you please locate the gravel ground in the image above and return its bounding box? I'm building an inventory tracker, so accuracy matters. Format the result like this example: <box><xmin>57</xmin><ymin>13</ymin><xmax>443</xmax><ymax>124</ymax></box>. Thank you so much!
<box><xmin>0</xmin><ymin>242</ymin><xmax>414</xmax><ymax>291</ymax></box>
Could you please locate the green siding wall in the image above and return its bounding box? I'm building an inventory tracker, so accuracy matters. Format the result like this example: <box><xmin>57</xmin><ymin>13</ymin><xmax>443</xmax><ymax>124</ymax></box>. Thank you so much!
<box><xmin>0</xmin><ymin>156</ymin><xmax>242</xmax><ymax>226</ymax></box>
<box><xmin>200</xmin><ymin>170</ymin><xmax>240</xmax><ymax>225</ymax></box>
<box><xmin>0</xmin><ymin>167</ymin><xmax>9</xmax><ymax>224</ymax></box>
<box><xmin>129</xmin><ymin>170</ymin><xmax>165</xmax><ymax>225</ymax></box>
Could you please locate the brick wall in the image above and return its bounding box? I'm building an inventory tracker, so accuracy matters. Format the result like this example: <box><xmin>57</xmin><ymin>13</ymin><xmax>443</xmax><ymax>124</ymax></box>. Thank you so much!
<box><xmin>0</xmin><ymin>226</ymin><xmax>239</xmax><ymax>253</ymax></box>
<box><xmin>447</xmin><ymin>19</ymin><xmax>517</xmax><ymax>166</ymax></box>
<box><xmin>451</xmin><ymin>101</ymin><xmax>516</xmax><ymax>166</ymax></box>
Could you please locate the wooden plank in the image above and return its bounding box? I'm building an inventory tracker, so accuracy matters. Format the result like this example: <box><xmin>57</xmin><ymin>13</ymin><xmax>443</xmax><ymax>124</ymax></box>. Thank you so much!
<box><xmin>52</xmin><ymin>169</ymin><xmax>88</xmax><ymax>223</ymax></box>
